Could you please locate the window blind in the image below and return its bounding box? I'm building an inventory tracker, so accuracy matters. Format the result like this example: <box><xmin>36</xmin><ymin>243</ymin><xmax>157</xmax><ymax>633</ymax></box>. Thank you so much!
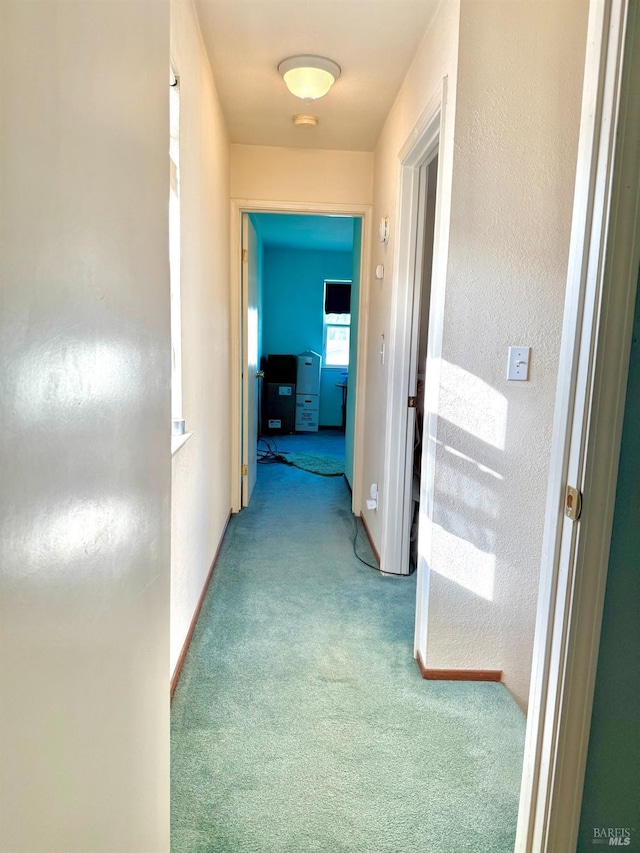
<box><xmin>324</xmin><ymin>282</ymin><xmax>351</xmax><ymax>315</ymax></box>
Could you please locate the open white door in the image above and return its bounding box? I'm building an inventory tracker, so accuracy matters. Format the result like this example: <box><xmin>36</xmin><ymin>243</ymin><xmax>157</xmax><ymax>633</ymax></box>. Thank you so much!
<box><xmin>516</xmin><ymin>0</ymin><xmax>640</xmax><ymax>848</ymax></box>
<box><xmin>241</xmin><ymin>214</ymin><xmax>259</xmax><ymax>507</ymax></box>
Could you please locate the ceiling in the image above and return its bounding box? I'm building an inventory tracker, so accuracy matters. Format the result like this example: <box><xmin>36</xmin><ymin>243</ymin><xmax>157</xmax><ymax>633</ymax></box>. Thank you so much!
<box><xmin>193</xmin><ymin>0</ymin><xmax>440</xmax><ymax>151</ymax></box>
<box><xmin>251</xmin><ymin>213</ymin><xmax>355</xmax><ymax>252</ymax></box>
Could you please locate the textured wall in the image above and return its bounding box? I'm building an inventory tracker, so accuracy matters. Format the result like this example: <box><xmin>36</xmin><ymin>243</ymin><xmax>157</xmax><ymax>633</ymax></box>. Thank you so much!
<box><xmin>365</xmin><ymin>0</ymin><xmax>588</xmax><ymax>709</ymax></box>
<box><xmin>169</xmin><ymin>0</ymin><xmax>231</xmax><ymax>677</ymax></box>
<box><xmin>0</xmin><ymin>1</ymin><xmax>171</xmax><ymax>849</ymax></box>
<box><xmin>424</xmin><ymin>0</ymin><xmax>589</xmax><ymax>709</ymax></box>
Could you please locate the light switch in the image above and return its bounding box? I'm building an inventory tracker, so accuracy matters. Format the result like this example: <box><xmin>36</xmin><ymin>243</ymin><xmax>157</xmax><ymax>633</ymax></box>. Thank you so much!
<box><xmin>507</xmin><ymin>346</ymin><xmax>531</xmax><ymax>381</ymax></box>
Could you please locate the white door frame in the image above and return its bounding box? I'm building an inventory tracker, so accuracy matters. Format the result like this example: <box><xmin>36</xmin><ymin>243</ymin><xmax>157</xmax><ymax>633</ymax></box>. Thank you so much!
<box><xmin>380</xmin><ymin>77</ymin><xmax>451</xmax><ymax>600</ymax></box>
<box><xmin>230</xmin><ymin>199</ymin><xmax>373</xmax><ymax>516</ymax></box>
<box><xmin>380</xmin><ymin>99</ymin><xmax>441</xmax><ymax>578</ymax></box>
<box><xmin>516</xmin><ymin>0</ymin><xmax>640</xmax><ymax>849</ymax></box>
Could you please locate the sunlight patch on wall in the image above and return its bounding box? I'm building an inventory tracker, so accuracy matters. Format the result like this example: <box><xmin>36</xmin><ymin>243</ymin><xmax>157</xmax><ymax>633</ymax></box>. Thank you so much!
<box><xmin>438</xmin><ymin>359</ymin><xmax>507</xmax><ymax>450</ymax></box>
<box><xmin>10</xmin><ymin>339</ymin><xmax>142</xmax><ymax>424</ymax></box>
<box><xmin>428</xmin><ymin>523</ymin><xmax>496</xmax><ymax>601</ymax></box>
<box><xmin>439</xmin><ymin>440</ymin><xmax>503</xmax><ymax>480</ymax></box>
<box><xmin>10</xmin><ymin>497</ymin><xmax>139</xmax><ymax>576</ymax></box>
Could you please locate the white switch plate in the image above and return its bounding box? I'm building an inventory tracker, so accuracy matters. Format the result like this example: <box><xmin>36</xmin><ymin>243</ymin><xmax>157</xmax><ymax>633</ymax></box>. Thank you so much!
<box><xmin>507</xmin><ymin>346</ymin><xmax>531</xmax><ymax>381</ymax></box>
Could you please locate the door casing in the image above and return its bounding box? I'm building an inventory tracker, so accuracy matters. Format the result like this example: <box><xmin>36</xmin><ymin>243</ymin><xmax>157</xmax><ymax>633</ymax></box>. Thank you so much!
<box><xmin>380</xmin><ymin>85</ymin><xmax>445</xmax><ymax>582</ymax></box>
<box><xmin>230</xmin><ymin>199</ymin><xmax>373</xmax><ymax>516</ymax></box>
<box><xmin>379</xmin><ymin>79</ymin><xmax>453</xmax><ymax>687</ymax></box>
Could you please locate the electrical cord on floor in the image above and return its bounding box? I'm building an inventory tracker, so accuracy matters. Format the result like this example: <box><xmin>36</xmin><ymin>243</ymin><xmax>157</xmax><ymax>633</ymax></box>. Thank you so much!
<box><xmin>352</xmin><ymin>516</ymin><xmax>417</xmax><ymax>576</ymax></box>
<box><xmin>352</xmin><ymin>517</ymin><xmax>380</xmax><ymax>572</ymax></box>
<box><xmin>256</xmin><ymin>443</ymin><xmax>413</xmax><ymax>575</ymax></box>
<box><xmin>257</xmin><ymin>435</ymin><xmax>288</xmax><ymax>464</ymax></box>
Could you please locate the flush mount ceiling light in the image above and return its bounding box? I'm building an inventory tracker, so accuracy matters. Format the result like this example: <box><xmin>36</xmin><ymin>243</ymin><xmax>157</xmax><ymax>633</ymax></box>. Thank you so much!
<box><xmin>278</xmin><ymin>55</ymin><xmax>341</xmax><ymax>102</ymax></box>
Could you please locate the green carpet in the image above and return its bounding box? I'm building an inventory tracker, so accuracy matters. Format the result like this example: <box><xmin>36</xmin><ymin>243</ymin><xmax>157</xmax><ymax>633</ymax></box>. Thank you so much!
<box><xmin>171</xmin><ymin>452</ymin><xmax>525</xmax><ymax>852</ymax></box>
<box><xmin>282</xmin><ymin>451</ymin><xmax>344</xmax><ymax>476</ymax></box>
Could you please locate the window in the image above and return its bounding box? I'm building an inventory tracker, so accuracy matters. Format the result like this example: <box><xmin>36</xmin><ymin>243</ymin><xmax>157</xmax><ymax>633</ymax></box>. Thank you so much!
<box><xmin>169</xmin><ymin>68</ymin><xmax>184</xmax><ymax>435</ymax></box>
<box><xmin>323</xmin><ymin>281</ymin><xmax>352</xmax><ymax>367</ymax></box>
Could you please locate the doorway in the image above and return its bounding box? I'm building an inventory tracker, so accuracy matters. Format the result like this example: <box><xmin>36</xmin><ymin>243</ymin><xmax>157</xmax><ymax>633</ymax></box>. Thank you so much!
<box><xmin>230</xmin><ymin>202</ymin><xmax>372</xmax><ymax>516</ymax></box>
<box><xmin>407</xmin><ymin>154</ymin><xmax>438</xmax><ymax>576</ymax></box>
<box><xmin>381</xmin><ymin>86</ymin><xmax>445</xmax><ymax>591</ymax></box>
<box><xmin>244</xmin><ymin>213</ymin><xmax>357</xmax><ymax>505</ymax></box>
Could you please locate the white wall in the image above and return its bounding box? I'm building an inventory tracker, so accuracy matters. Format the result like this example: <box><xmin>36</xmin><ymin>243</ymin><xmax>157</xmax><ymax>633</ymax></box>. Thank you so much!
<box><xmin>231</xmin><ymin>144</ymin><xmax>373</xmax><ymax>206</ymax></box>
<box><xmin>170</xmin><ymin>0</ymin><xmax>231</xmax><ymax>677</ymax></box>
<box><xmin>424</xmin><ymin>0</ymin><xmax>588</xmax><ymax>709</ymax></box>
<box><xmin>365</xmin><ymin>0</ymin><xmax>588</xmax><ymax>709</ymax></box>
<box><xmin>0</xmin><ymin>2</ymin><xmax>171</xmax><ymax>850</ymax></box>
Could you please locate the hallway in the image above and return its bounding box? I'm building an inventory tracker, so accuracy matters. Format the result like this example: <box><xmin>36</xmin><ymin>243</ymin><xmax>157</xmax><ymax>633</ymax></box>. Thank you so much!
<box><xmin>171</xmin><ymin>442</ymin><xmax>526</xmax><ymax>852</ymax></box>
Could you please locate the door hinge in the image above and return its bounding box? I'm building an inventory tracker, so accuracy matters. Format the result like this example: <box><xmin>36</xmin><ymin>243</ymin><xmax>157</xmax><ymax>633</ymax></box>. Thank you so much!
<box><xmin>241</xmin><ymin>248</ymin><xmax>248</xmax><ymax>263</ymax></box>
<box><xmin>241</xmin><ymin>463</ymin><xmax>248</xmax><ymax>477</ymax></box>
<box><xmin>565</xmin><ymin>485</ymin><xmax>582</xmax><ymax>520</ymax></box>
<box><xmin>408</xmin><ymin>396</ymin><xmax>417</xmax><ymax>408</ymax></box>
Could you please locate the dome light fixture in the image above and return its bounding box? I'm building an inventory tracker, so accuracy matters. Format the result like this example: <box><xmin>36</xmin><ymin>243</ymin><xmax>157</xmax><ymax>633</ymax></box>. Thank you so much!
<box><xmin>278</xmin><ymin>55</ymin><xmax>341</xmax><ymax>102</ymax></box>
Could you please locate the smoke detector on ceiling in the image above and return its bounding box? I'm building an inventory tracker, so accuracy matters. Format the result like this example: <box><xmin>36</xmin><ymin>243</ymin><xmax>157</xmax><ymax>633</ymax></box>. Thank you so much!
<box><xmin>292</xmin><ymin>114</ymin><xmax>319</xmax><ymax>128</ymax></box>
